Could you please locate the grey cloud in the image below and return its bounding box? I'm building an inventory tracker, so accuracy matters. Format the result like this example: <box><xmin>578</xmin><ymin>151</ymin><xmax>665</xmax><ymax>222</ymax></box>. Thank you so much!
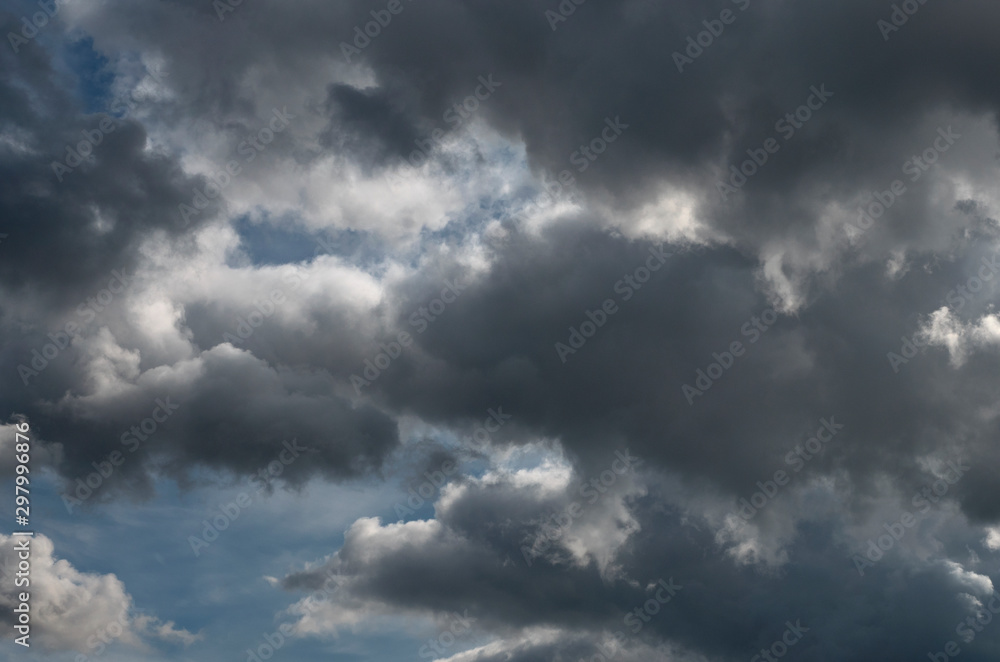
<box><xmin>5</xmin><ymin>1</ymin><xmax>1000</xmax><ymax>660</ymax></box>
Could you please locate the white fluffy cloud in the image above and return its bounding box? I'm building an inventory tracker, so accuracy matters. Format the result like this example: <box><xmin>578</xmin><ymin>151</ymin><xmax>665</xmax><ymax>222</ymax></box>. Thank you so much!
<box><xmin>0</xmin><ymin>533</ymin><xmax>197</xmax><ymax>653</ymax></box>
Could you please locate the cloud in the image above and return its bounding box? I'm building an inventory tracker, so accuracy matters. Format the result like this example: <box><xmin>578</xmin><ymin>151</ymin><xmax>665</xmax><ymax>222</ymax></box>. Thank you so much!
<box><xmin>919</xmin><ymin>308</ymin><xmax>1000</xmax><ymax>367</ymax></box>
<box><xmin>6</xmin><ymin>0</ymin><xmax>1000</xmax><ymax>659</ymax></box>
<box><xmin>0</xmin><ymin>533</ymin><xmax>198</xmax><ymax>653</ymax></box>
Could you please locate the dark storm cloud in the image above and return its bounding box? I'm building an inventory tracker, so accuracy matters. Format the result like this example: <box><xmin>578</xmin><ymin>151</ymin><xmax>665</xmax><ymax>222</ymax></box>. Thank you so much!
<box><xmin>0</xmin><ymin>18</ymin><xmax>213</xmax><ymax>306</ymax></box>
<box><xmin>99</xmin><ymin>0</ymin><xmax>998</xmax><ymax>242</ymax></box>
<box><xmin>47</xmin><ymin>344</ymin><xmax>398</xmax><ymax>506</ymax></box>
<box><xmin>333</xmin><ymin>0</ymin><xmax>1000</xmax><ymax>240</ymax></box>
<box><xmin>263</xmin><ymin>221</ymin><xmax>1000</xmax><ymax>658</ymax></box>
<box><xmin>321</xmin><ymin>222</ymin><xmax>995</xmax><ymax>516</ymax></box>
<box><xmin>282</xmin><ymin>468</ymin><xmax>1000</xmax><ymax>661</ymax></box>
<box><xmin>0</xmin><ymin>10</ymin><xmax>401</xmax><ymax>499</ymax></box>
<box><xmin>79</xmin><ymin>207</ymin><xmax>994</xmax><ymax>538</ymax></box>
<box><xmin>321</xmin><ymin>83</ymin><xmax>423</xmax><ymax>168</ymax></box>
<box><xmin>57</xmin><ymin>0</ymin><xmax>1000</xmax><ymax>258</ymax></box>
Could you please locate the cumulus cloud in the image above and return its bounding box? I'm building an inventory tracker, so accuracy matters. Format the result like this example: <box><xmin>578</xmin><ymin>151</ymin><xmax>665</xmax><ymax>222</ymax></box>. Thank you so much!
<box><xmin>0</xmin><ymin>534</ymin><xmax>197</xmax><ymax>652</ymax></box>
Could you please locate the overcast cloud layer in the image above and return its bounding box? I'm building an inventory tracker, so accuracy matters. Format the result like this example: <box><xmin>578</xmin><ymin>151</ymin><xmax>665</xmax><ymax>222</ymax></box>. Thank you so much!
<box><xmin>3</xmin><ymin>1</ymin><xmax>1000</xmax><ymax>660</ymax></box>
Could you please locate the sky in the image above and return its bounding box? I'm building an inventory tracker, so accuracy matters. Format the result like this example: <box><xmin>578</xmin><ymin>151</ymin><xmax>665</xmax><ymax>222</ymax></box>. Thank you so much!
<box><xmin>2</xmin><ymin>0</ymin><xmax>1000</xmax><ymax>661</ymax></box>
